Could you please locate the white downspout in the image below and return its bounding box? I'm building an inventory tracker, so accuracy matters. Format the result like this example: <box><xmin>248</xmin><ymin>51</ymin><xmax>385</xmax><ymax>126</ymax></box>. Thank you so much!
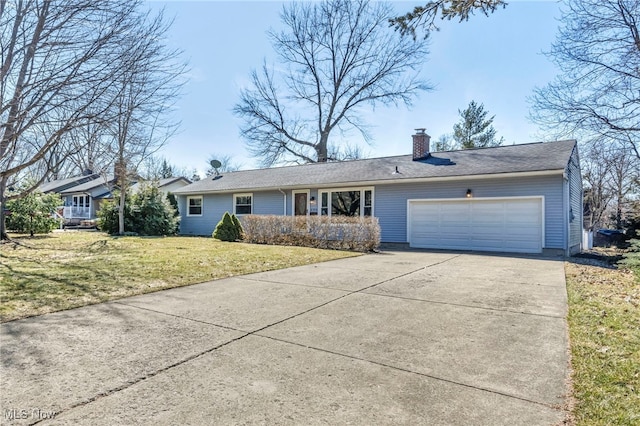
<box><xmin>563</xmin><ymin>172</ymin><xmax>570</xmax><ymax>257</ymax></box>
<box><xmin>278</xmin><ymin>188</ymin><xmax>286</xmax><ymax>215</ymax></box>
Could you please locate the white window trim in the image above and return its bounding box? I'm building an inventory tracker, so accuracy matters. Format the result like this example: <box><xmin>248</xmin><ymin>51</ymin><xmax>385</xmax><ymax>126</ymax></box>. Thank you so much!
<box><xmin>319</xmin><ymin>187</ymin><xmax>374</xmax><ymax>218</ymax></box>
<box><xmin>186</xmin><ymin>196</ymin><xmax>203</xmax><ymax>217</ymax></box>
<box><xmin>71</xmin><ymin>194</ymin><xmax>91</xmax><ymax>208</ymax></box>
<box><xmin>291</xmin><ymin>189</ymin><xmax>310</xmax><ymax>216</ymax></box>
<box><xmin>233</xmin><ymin>192</ymin><xmax>253</xmax><ymax>215</ymax></box>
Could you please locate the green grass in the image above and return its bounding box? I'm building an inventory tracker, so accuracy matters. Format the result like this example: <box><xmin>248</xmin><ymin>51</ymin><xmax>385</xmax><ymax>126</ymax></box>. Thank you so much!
<box><xmin>565</xmin><ymin>259</ymin><xmax>640</xmax><ymax>425</ymax></box>
<box><xmin>0</xmin><ymin>231</ymin><xmax>358</xmax><ymax>322</ymax></box>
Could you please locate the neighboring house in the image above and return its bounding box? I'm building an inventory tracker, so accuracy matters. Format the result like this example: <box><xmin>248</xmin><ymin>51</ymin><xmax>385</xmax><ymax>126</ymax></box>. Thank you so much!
<box><xmin>40</xmin><ymin>173</ymin><xmax>117</xmax><ymax>223</ymax></box>
<box><xmin>40</xmin><ymin>174</ymin><xmax>191</xmax><ymax>225</ymax></box>
<box><xmin>173</xmin><ymin>131</ymin><xmax>583</xmax><ymax>255</ymax></box>
<box><xmin>57</xmin><ymin>175</ymin><xmax>116</xmax><ymax>221</ymax></box>
<box><xmin>129</xmin><ymin>177</ymin><xmax>191</xmax><ymax>196</ymax></box>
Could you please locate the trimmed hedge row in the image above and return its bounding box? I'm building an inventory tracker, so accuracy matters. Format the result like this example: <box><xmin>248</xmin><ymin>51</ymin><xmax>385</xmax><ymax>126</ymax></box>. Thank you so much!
<box><xmin>240</xmin><ymin>215</ymin><xmax>380</xmax><ymax>252</ymax></box>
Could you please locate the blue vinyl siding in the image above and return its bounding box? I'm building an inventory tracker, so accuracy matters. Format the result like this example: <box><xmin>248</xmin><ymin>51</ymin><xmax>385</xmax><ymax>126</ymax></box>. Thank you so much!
<box><xmin>374</xmin><ymin>175</ymin><xmax>566</xmax><ymax>249</ymax></box>
<box><xmin>178</xmin><ymin>190</ymin><xmax>287</xmax><ymax>235</ymax></box>
<box><xmin>178</xmin><ymin>175</ymin><xmax>570</xmax><ymax>251</ymax></box>
<box><xmin>178</xmin><ymin>193</ymin><xmax>231</xmax><ymax>236</ymax></box>
<box><xmin>253</xmin><ymin>191</ymin><xmax>286</xmax><ymax>215</ymax></box>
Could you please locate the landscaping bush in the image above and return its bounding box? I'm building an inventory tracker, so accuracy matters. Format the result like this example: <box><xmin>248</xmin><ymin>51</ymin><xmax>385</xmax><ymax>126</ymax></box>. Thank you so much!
<box><xmin>213</xmin><ymin>212</ymin><xmax>241</xmax><ymax>241</ymax></box>
<box><xmin>241</xmin><ymin>215</ymin><xmax>380</xmax><ymax>251</ymax></box>
<box><xmin>231</xmin><ymin>213</ymin><xmax>243</xmax><ymax>240</ymax></box>
<box><xmin>166</xmin><ymin>192</ymin><xmax>180</xmax><ymax>217</ymax></box>
<box><xmin>5</xmin><ymin>192</ymin><xmax>62</xmax><ymax>236</ymax></box>
<box><xmin>132</xmin><ymin>185</ymin><xmax>180</xmax><ymax>236</ymax></box>
<box><xmin>97</xmin><ymin>196</ymin><xmax>135</xmax><ymax>234</ymax></box>
<box><xmin>97</xmin><ymin>185</ymin><xmax>179</xmax><ymax>236</ymax></box>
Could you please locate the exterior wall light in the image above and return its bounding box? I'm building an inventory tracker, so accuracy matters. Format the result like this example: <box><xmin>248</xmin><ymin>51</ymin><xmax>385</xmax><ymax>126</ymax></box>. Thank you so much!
<box><xmin>466</xmin><ymin>189</ymin><xmax>472</xmax><ymax>198</ymax></box>
<box><xmin>310</xmin><ymin>196</ymin><xmax>317</xmax><ymax>205</ymax></box>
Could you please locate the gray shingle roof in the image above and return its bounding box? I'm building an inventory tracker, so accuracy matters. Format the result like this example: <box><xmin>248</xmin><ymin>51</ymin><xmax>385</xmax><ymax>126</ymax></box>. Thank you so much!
<box><xmin>173</xmin><ymin>140</ymin><xmax>577</xmax><ymax>195</ymax></box>
<box><xmin>129</xmin><ymin>176</ymin><xmax>191</xmax><ymax>193</ymax></box>
<box><xmin>59</xmin><ymin>176</ymin><xmax>114</xmax><ymax>195</ymax></box>
<box><xmin>38</xmin><ymin>175</ymin><xmax>97</xmax><ymax>193</ymax></box>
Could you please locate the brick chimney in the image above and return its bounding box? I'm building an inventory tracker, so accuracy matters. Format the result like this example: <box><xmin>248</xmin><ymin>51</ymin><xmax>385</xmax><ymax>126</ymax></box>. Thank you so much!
<box><xmin>412</xmin><ymin>128</ymin><xmax>431</xmax><ymax>160</ymax></box>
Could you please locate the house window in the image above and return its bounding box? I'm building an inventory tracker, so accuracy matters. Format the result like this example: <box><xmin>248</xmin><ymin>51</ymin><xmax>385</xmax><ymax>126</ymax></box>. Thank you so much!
<box><xmin>234</xmin><ymin>193</ymin><xmax>252</xmax><ymax>215</ymax></box>
<box><xmin>319</xmin><ymin>188</ymin><xmax>373</xmax><ymax>217</ymax></box>
<box><xmin>187</xmin><ymin>196</ymin><xmax>202</xmax><ymax>216</ymax></box>
<box><xmin>321</xmin><ymin>192</ymin><xmax>329</xmax><ymax>216</ymax></box>
<box><xmin>72</xmin><ymin>195</ymin><xmax>90</xmax><ymax>208</ymax></box>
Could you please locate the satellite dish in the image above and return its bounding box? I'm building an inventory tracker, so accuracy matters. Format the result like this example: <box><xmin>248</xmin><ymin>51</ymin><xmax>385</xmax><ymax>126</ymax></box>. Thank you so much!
<box><xmin>209</xmin><ymin>159</ymin><xmax>222</xmax><ymax>176</ymax></box>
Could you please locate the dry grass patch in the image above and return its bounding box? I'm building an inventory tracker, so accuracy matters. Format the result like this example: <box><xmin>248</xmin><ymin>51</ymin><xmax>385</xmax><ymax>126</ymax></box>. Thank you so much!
<box><xmin>565</xmin><ymin>257</ymin><xmax>640</xmax><ymax>425</ymax></box>
<box><xmin>0</xmin><ymin>231</ymin><xmax>358</xmax><ymax>322</ymax></box>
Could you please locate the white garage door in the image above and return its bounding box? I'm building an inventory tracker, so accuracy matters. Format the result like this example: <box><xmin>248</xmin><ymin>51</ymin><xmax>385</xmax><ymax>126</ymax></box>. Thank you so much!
<box><xmin>408</xmin><ymin>197</ymin><xmax>543</xmax><ymax>253</ymax></box>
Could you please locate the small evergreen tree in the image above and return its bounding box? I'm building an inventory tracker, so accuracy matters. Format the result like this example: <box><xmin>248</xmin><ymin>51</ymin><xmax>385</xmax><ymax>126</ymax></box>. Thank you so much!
<box><xmin>166</xmin><ymin>192</ymin><xmax>180</xmax><ymax>217</ymax></box>
<box><xmin>131</xmin><ymin>185</ymin><xmax>179</xmax><ymax>236</ymax></box>
<box><xmin>5</xmin><ymin>192</ymin><xmax>61</xmax><ymax>236</ymax></box>
<box><xmin>160</xmin><ymin>159</ymin><xmax>174</xmax><ymax>178</ymax></box>
<box><xmin>213</xmin><ymin>212</ymin><xmax>238</xmax><ymax>241</ymax></box>
<box><xmin>453</xmin><ymin>100</ymin><xmax>504</xmax><ymax>149</ymax></box>
<box><xmin>231</xmin><ymin>214</ymin><xmax>243</xmax><ymax>240</ymax></box>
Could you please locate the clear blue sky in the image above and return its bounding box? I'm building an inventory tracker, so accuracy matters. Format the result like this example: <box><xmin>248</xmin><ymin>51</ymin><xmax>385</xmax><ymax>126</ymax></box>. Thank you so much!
<box><xmin>149</xmin><ymin>0</ymin><xmax>562</xmax><ymax>175</ymax></box>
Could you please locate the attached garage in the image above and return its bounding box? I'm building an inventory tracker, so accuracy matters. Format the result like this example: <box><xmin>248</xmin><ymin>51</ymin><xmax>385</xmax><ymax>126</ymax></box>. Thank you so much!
<box><xmin>408</xmin><ymin>197</ymin><xmax>544</xmax><ymax>254</ymax></box>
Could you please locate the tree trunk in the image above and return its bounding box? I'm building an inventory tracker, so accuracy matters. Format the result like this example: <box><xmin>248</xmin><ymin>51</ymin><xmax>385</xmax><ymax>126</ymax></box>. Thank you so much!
<box><xmin>317</xmin><ymin>132</ymin><xmax>329</xmax><ymax>162</ymax></box>
<box><xmin>118</xmin><ymin>173</ymin><xmax>127</xmax><ymax>235</ymax></box>
<box><xmin>118</xmin><ymin>187</ymin><xmax>125</xmax><ymax>235</ymax></box>
<box><xmin>116</xmin><ymin>160</ymin><xmax>126</xmax><ymax>235</ymax></box>
<box><xmin>0</xmin><ymin>177</ymin><xmax>8</xmax><ymax>240</ymax></box>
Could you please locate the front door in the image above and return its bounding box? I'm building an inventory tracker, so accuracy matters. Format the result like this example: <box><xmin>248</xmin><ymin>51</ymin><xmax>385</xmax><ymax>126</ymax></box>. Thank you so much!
<box><xmin>294</xmin><ymin>192</ymin><xmax>308</xmax><ymax>215</ymax></box>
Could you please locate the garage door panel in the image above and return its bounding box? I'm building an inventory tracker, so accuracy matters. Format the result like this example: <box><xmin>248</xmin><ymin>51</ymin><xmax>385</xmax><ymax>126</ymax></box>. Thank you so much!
<box><xmin>409</xmin><ymin>198</ymin><xmax>543</xmax><ymax>254</ymax></box>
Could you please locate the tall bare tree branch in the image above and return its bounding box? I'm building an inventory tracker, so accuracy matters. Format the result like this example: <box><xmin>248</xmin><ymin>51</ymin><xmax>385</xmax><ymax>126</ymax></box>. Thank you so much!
<box><xmin>234</xmin><ymin>0</ymin><xmax>430</xmax><ymax>167</ymax></box>
<box><xmin>531</xmin><ymin>0</ymin><xmax>640</xmax><ymax>160</ymax></box>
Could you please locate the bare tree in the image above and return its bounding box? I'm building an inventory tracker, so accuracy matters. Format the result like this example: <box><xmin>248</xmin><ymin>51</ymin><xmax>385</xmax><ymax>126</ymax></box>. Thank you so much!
<box><xmin>0</xmin><ymin>0</ymin><xmax>156</xmax><ymax>239</ymax></box>
<box><xmin>607</xmin><ymin>147</ymin><xmax>639</xmax><ymax>229</ymax></box>
<box><xmin>64</xmin><ymin>119</ymin><xmax>114</xmax><ymax>176</ymax></box>
<box><xmin>432</xmin><ymin>133</ymin><xmax>456</xmax><ymax>152</ymax></box>
<box><xmin>105</xmin><ymin>9</ymin><xmax>187</xmax><ymax>234</ymax></box>
<box><xmin>206</xmin><ymin>154</ymin><xmax>242</xmax><ymax>176</ymax></box>
<box><xmin>390</xmin><ymin>0</ymin><xmax>507</xmax><ymax>39</ymax></box>
<box><xmin>582</xmin><ymin>141</ymin><xmax>639</xmax><ymax>231</ymax></box>
<box><xmin>328</xmin><ymin>143</ymin><xmax>370</xmax><ymax>162</ymax></box>
<box><xmin>234</xmin><ymin>0</ymin><xmax>430</xmax><ymax>167</ymax></box>
<box><xmin>582</xmin><ymin>143</ymin><xmax>615</xmax><ymax>231</ymax></box>
<box><xmin>531</xmin><ymin>0</ymin><xmax>640</xmax><ymax>160</ymax></box>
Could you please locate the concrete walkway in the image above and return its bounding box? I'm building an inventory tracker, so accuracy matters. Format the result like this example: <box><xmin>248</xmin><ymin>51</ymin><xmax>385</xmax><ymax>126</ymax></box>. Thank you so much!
<box><xmin>1</xmin><ymin>251</ymin><xmax>569</xmax><ymax>425</ymax></box>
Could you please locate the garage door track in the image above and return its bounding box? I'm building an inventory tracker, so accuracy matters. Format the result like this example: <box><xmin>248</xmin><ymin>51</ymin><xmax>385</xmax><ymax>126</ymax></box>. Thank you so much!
<box><xmin>1</xmin><ymin>251</ymin><xmax>569</xmax><ymax>425</ymax></box>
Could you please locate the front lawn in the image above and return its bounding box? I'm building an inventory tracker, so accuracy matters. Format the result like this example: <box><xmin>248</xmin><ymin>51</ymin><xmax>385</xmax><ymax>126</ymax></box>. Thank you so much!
<box><xmin>0</xmin><ymin>232</ymin><xmax>358</xmax><ymax>322</ymax></box>
<box><xmin>565</xmin><ymin>256</ymin><xmax>640</xmax><ymax>425</ymax></box>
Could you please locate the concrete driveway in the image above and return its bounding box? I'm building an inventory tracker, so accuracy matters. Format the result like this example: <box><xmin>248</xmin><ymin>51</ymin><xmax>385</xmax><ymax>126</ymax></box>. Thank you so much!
<box><xmin>1</xmin><ymin>251</ymin><xmax>569</xmax><ymax>425</ymax></box>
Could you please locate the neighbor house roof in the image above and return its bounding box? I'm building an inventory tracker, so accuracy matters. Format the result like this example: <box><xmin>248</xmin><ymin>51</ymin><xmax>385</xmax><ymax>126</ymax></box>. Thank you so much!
<box><xmin>38</xmin><ymin>174</ymin><xmax>98</xmax><ymax>193</ymax></box>
<box><xmin>59</xmin><ymin>176</ymin><xmax>115</xmax><ymax>195</ymax></box>
<box><xmin>129</xmin><ymin>176</ymin><xmax>191</xmax><ymax>193</ymax></box>
<box><xmin>173</xmin><ymin>140</ymin><xmax>577</xmax><ymax>195</ymax></box>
